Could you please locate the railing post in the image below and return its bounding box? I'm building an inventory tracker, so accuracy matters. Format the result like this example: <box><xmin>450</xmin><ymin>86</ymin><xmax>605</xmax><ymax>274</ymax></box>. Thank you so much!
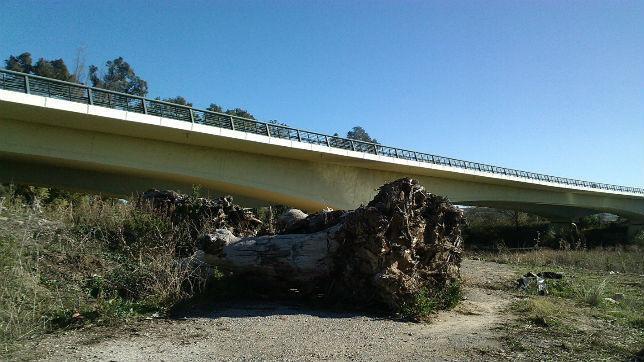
<box><xmin>373</xmin><ymin>144</ymin><xmax>378</xmax><ymax>155</ymax></box>
<box><xmin>413</xmin><ymin>152</ymin><xmax>418</xmax><ymax>161</ymax></box>
<box><xmin>87</xmin><ymin>88</ymin><xmax>93</xmax><ymax>105</ymax></box>
<box><xmin>296</xmin><ymin>129</ymin><xmax>302</xmax><ymax>142</ymax></box>
<box><xmin>266</xmin><ymin>123</ymin><xmax>271</xmax><ymax>137</ymax></box>
<box><xmin>24</xmin><ymin>75</ymin><xmax>30</xmax><ymax>94</ymax></box>
<box><xmin>325</xmin><ymin>135</ymin><xmax>331</xmax><ymax>147</ymax></box>
<box><xmin>189</xmin><ymin>109</ymin><xmax>194</xmax><ymax>123</ymax></box>
<box><xmin>350</xmin><ymin>140</ymin><xmax>356</xmax><ymax>151</ymax></box>
<box><xmin>142</xmin><ymin>99</ymin><xmax>147</xmax><ymax>114</ymax></box>
<box><xmin>230</xmin><ymin>116</ymin><xmax>235</xmax><ymax>130</ymax></box>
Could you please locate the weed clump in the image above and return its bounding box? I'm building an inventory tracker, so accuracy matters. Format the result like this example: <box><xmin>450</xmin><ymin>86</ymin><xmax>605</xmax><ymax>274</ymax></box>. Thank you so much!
<box><xmin>399</xmin><ymin>280</ymin><xmax>462</xmax><ymax>321</ymax></box>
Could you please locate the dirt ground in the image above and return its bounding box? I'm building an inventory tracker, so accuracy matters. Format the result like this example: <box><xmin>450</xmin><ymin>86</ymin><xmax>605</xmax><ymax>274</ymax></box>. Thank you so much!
<box><xmin>32</xmin><ymin>260</ymin><xmax>518</xmax><ymax>361</ymax></box>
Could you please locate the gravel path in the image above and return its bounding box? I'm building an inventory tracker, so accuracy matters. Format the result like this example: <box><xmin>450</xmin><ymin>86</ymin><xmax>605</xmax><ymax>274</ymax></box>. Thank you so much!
<box><xmin>34</xmin><ymin>260</ymin><xmax>516</xmax><ymax>361</ymax></box>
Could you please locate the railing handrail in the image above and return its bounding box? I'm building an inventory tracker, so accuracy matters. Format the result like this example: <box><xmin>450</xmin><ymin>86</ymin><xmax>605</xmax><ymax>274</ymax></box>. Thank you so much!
<box><xmin>1</xmin><ymin>68</ymin><xmax>642</xmax><ymax>195</ymax></box>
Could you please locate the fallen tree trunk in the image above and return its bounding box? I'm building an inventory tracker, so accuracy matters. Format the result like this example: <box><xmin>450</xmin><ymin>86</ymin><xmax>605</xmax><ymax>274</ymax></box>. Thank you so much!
<box><xmin>197</xmin><ymin>178</ymin><xmax>464</xmax><ymax>312</ymax></box>
<box><xmin>199</xmin><ymin>225</ymin><xmax>341</xmax><ymax>284</ymax></box>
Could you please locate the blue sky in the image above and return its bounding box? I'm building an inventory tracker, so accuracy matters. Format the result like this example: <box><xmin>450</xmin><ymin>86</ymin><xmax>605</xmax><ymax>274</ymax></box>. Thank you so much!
<box><xmin>1</xmin><ymin>1</ymin><xmax>642</xmax><ymax>187</ymax></box>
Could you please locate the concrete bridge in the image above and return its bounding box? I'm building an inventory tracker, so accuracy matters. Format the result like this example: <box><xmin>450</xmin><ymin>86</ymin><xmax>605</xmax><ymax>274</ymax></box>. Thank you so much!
<box><xmin>1</xmin><ymin>70</ymin><xmax>643</xmax><ymax>237</ymax></box>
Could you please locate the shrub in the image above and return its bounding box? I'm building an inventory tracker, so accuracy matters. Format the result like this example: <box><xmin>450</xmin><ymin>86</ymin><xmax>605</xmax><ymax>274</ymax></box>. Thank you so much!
<box><xmin>399</xmin><ymin>280</ymin><xmax>462</xmax><ymax>321</ymax></box>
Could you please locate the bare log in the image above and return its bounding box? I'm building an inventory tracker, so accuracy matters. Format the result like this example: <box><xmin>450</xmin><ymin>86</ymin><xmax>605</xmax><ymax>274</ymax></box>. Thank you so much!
<box><xmin>198</xmin><ymin>226</ymin><xmax>341</xmax><ymax>284</ymax></box>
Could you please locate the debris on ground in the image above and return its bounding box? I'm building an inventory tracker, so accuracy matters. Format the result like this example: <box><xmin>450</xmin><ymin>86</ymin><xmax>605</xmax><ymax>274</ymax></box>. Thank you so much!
<box><xmin>517</xmin><ymin>271</ymin><xmax>564</xmax><ymax>295</ymax></box>
<box><xmin>141</xmin><ymin>190</ymin><xmax>263</xmax><ymax>237</ymax></box>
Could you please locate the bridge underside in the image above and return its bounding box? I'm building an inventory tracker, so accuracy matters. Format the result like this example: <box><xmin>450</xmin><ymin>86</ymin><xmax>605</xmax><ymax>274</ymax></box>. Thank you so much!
<box><xmin>4</xmin><ymin>154</ymin><xmax>639</xmax><ymax>224</ymax></box>
<box><xmin>1</xmin><ymin>100</ymin><xmax>643</xmax><ymax>225</ymax></box>
<box><xmin>0</xmin><ymin>157</ymin><xmax>268</xmax><ymax>207</ymax></box>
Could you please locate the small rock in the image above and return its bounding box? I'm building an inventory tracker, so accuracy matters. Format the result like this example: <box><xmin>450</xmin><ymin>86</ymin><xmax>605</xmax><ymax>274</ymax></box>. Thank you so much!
<box><xmin>278</xmin><ymin>208</ymin><xmax>308</xmax><ymax>231</ymax></box>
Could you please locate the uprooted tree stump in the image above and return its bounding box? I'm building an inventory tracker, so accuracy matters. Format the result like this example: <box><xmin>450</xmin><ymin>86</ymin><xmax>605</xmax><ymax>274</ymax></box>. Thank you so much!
<box><xmin>197</xmin><ymin>178</ymin><xmax>465</xmax><ymax>315</ymax></box>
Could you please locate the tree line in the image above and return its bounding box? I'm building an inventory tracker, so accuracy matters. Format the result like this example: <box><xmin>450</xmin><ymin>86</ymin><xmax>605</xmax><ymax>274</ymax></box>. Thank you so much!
<box><xmin>4</xmin><ymin>51</ymin><xmax>378</xmax><ymax>143</ymax></box>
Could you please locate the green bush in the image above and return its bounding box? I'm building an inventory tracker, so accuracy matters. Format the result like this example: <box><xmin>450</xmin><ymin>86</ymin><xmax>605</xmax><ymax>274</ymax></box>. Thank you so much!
<box><xmin>399</xmin><ymin>280</ymin><xmax>462</xmax><ymax>321</ymax></box>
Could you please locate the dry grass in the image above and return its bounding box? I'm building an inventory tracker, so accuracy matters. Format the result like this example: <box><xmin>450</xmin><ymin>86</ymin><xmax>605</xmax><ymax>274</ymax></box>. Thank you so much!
<box><xmin>480</xmin><ymin>247</ymin><xmax>643</xmax><ymax>274</ymax></box>
<box><xmin>0</xmin><ymin>193</ymin><xmax>211</xmax><ymax>356</ymax></box>
<box><xmin>476</xmin><ymin>247</ymin><xmax>644</xmax><ymax>360</ymax></box>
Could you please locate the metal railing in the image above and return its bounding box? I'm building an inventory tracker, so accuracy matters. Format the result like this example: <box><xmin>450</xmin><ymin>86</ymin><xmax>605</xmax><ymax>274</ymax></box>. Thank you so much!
<box><xmin>1</xmin><ymin>68</ymin><xmax>642</xmax><ymax>195</ymax></box>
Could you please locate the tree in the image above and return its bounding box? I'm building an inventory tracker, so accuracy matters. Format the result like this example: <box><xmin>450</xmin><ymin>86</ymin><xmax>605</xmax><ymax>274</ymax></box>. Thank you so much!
<box><xmin>5</xmin><ymin>52</ymin><xmax>32</xmax><ymax>73</ymax></box>
<box><xmin>5</xmin><ymin>52</ymin><xmax>75</xmax><ymax>82</ymax></box>
<box><xmin>162</xmin><ymin>96</ymin><xmax>192</xmax><ymax>107</ymax></box>
<box><xmin>207</xmin><ymin>103</ymin><xmax>223</xmax><ymax>113</ymax></box>
<box><xmin>33</xmin><ymin>58</ymin><xmax>74</xmax><ymax>81</ymax></box>
<box><xmin>346</xmin><ymin>126</ymin><xmax>378</xmax><ymax>144</ymax></box>
<box><xmin>225</xmin><ymin>108</ymin><xmax>255</xmax><ymax>120</ymax></box>
<box><xmin>89</xmin><ymin>57</ymin><xmax>148</xmax><ymax>96</ymax></box>
<box><xmin>72</xmin><ymin>46</ymin><xmax>87</xmax><ymax>84</ymax></box>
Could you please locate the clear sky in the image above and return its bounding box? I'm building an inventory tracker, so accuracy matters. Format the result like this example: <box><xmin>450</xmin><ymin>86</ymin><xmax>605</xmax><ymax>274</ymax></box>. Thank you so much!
<box><xmin>1</xmin><ymin>1</ymin><xmax>642</xmax><ymax>187</ymax></box>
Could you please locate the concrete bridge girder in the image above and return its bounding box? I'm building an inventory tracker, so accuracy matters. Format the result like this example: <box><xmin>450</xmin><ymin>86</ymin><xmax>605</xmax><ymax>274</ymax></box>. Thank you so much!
<box><xmin>1</xmin><ymin>90</ymin><xmax>643</xmax><ymax>227</ymax></box>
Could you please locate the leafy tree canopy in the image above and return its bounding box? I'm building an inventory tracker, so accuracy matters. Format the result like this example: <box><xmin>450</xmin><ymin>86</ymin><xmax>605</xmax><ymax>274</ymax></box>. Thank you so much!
<box><xmin>5</xmin><ymin>52</ymin><xmax>75</xmax><ymax>82</ymax></box>
<box><xmin>207</xmin><ymin>103</ymin><xmax>223</xmax><ymax>113</ymax></box>
<box><xmin>89</xmin><ymin>57</ymin><xmax>148</xmax><ymax>97</ymax></box>
<box><xmin>225</xmin><ymin>108</ymin><xmax>255</xmax><ymax>120</ymax></box>
<box><xmin>346</xmin><ymin>126</ymin><xmax>378</xmax><ymax>144</ymax></box>
<box><xmin>161</xmin><ymin>96</ymin><xmax>192</xmax><ymax>107</ymax></box>
<box><xmin>5</xmin><ymin>52</ymin><xmax>33</xmax><ymax>73</ymax></box>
